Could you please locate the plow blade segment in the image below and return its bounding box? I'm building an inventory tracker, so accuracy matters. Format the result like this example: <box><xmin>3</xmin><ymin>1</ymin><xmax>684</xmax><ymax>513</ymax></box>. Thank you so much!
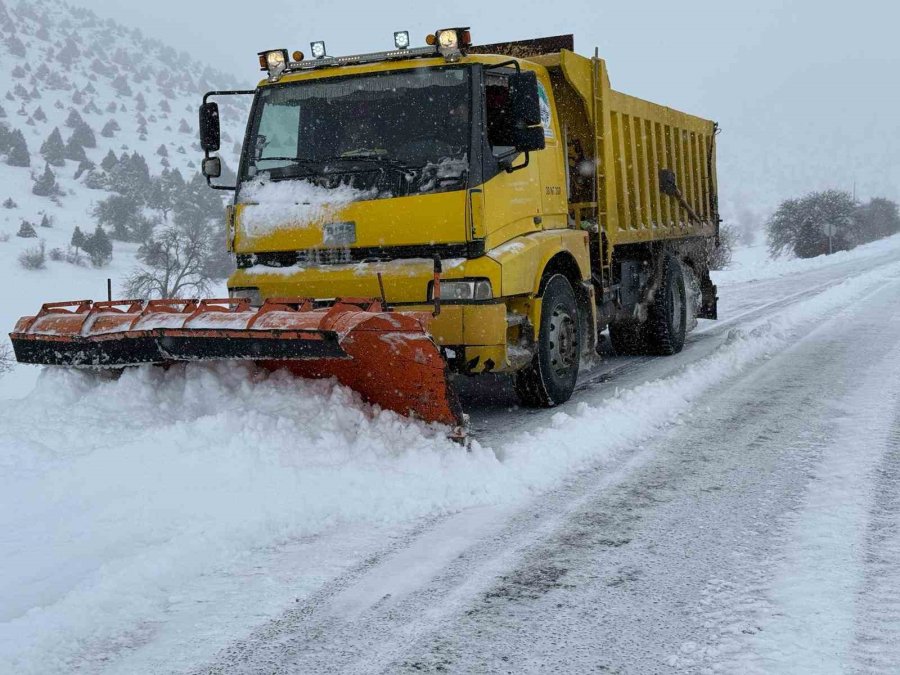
<box><xmin>9</xmin><ymin>298</ymin><xmax>464</xmax><ymax>428</ymax></box>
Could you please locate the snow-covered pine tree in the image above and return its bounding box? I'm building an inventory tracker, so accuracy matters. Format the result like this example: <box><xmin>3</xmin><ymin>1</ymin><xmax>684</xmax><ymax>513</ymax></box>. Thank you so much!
<box><xmin>71</xmin><ymin>225</ymin><xmax>86</xmax><ymax>251</ymax></box>
<box><xmin>69</xmin><ymin>119</ymin><xmax>96</xmax><ymax>148</ymax></box>
<box><xmin>101</xmin><ymin>119</ymin><xmax>120</xmax><ymax>137</ymax></box>
<box><xmin>32</xmin><ymin>163</ymin><xmax>63</xmax><ymax>197</ymax></box>
<box><xmin>6</xmin><ymin>129</ymin><xmax>31</xmax><ymax>167</ymax></box>
<box><xmin>17</xmin><ymin>220</ymin><xmax>37</xmax><ymax>238</ymax></box>
<box><xmin>63</xmin><ymin>134</ymin><xmax>87</xmax><ymax>162</ymax></box>
<box><xmin>40</xmin><ymin>127</ymin><xmax>66</xmax><ymax>166</ymax></box>
<box><xmin>100</xmin><ymin>149</ymin><xmax>118</xmax><ymax>172</ymax></box>
<box><xmin>82</xmin><ymin>225</ymin><xmax>113</xmax><ymax>267</ymax></box>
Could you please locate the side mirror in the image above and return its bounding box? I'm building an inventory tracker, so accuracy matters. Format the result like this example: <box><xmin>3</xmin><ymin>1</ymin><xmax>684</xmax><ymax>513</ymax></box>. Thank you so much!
<box><xmin>202</xmin><ymin>156</ymin><xmax>222</xmax><ymax>179</ymax></box>
<box><xmin>199</xmin><ymin>101</ymin><xmax>220</xmax><ymax>152</ymax></box>
<box><xmin>508</xmin><ymin>71</ymin><xmax>546</xmax><ymax>154</ymax></box>
<box><xmin>511</xmin><ymin>125</ymin><xmax>545</xmax><ymax>153</ymax></box>
<box><xmin>508</xmin><ymin>71</ymin><xmax>542</xmax><ymax>127</ymax></box>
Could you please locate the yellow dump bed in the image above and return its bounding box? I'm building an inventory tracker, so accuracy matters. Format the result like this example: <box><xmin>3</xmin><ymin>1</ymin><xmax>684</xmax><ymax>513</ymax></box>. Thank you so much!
<box><xmin>533</xmin><ymin>50</ymin><xmax>719</xmax><ymax>251</ymax></box>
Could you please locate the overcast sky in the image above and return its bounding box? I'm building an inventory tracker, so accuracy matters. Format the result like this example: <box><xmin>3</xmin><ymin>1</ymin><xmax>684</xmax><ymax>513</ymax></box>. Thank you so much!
<box><xmin>72</xmin><ymin>0</ymin><xmax>900</xmax><ymax>220</ymax></box>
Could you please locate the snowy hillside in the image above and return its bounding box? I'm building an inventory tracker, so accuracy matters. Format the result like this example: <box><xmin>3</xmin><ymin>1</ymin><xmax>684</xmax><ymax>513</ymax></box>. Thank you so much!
<box><xmin>0</xmin><ymin>0</ymin><xmax>252</xmax><ymax>393</ymax></box>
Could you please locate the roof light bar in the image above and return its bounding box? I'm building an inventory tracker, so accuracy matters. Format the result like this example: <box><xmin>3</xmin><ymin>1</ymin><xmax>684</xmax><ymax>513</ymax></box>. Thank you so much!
<box><xmin>394</xmin><ymin>31</ymin><xmax>410</xmax><ymax>50</ymax></box>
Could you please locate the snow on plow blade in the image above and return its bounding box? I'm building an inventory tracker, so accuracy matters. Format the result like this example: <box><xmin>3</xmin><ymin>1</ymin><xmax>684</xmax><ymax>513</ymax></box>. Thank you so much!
<box><xmin>9</xmin><ymin>297</ymin><xmax>464</xmax><ymax>428</ymax></box>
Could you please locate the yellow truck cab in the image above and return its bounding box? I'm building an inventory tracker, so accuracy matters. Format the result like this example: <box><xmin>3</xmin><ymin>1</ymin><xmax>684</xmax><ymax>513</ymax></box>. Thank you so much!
<box><xmin>199</xmin><ymin>30</ymin><xmax>720</xmax><ymax>410</ymax></box>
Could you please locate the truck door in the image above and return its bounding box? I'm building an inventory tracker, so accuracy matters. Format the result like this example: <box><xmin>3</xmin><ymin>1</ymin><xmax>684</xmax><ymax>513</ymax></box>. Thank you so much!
<box><xmin>480</xmin><ymin>68</ymin><xmax>543</xmax><ymax>243</ymax></box>
<box><xmin>534</xmin><ymin>78</ymin><xmax>568</xmax><ymax>229</ymax></box>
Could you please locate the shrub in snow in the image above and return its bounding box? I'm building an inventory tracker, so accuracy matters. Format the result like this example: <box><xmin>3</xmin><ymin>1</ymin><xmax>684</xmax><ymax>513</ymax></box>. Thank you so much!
<box><xmin>17</xmin><ymin>220</ymin><xmax>37</xmax><ymax>238</ymax></box>
<box><xmin>767</xmin><ymin>190</ymin><xmax>859</xmax><ymax>259</ymax></box>
<box><xmin>48</xmin><ymin>246</ymin><xmax>87</xmax><ymax>266</ymax></box>
<box><xmin>855</xmin><ymin>198</ymin><xmax>900</xmax><ymax>243</ymax></box>
<box><xmin>40</xmin><ymin>127</ymin><xmax>66</xmax><ymax>166</ymax></box>
<box><xmin>178</xmin><ymin>119</ymin><xmax>191</xmax><ymax>134</ymax></box>
<box><xmin>71</xmin><ymin>120</ymin><xmax>97</xmax><ymax>149</ymax></box>
<box><xmin>11</xmin><ymin>64</ymin><xmax>25</xmax><ymax>79</ymax></box>
<box><xmin>39</xmin><ymin>213</ymin><xmax>53</xmax><ymax>228</ymax></box>
<box><xmin>32</xmin><ymin>164</ymin><xmax>63</xmax><ymax>197</ymax></box>
<box><xmin>18</xmin><ymin>241</ymin><xmax>46</xmax><ymax>270</ymax></box>
<box><xmin>3</xmin><ymin>197</ymin><xmax>17</xmax><ymax>209</ymax></box>
<box><xmin>82</xmin><ymin>225</ymin><xmax>113</xmax><ymax>267</ymax></box>
<box><xmin>33</xmin><ymin>106</ymin><xmax>46</xmax><ymax>121</ymax></box>
<box><xmin>83</xmin><ymin>169</ymin><xmax>107</xmax><ymax>190</ymax></box>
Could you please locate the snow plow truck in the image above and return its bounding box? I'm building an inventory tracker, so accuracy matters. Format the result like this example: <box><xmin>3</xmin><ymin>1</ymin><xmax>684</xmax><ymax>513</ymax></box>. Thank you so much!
<box><xmin>10</xmin><ymin>30</ymin><xmax>720</xmax><ymax>432</ymax></box>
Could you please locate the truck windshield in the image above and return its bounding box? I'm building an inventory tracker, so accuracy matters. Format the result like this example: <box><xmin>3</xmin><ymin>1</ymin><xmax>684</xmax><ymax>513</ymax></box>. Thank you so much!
<box><xmin>240</xmin><ymin>67</ymin><xmax>471</xmax><ymax>198</ymax></box>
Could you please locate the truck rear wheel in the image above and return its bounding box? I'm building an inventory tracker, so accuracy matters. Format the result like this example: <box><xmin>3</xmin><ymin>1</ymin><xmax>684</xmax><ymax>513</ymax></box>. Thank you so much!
<box><xmin>644</xmin><ymin>254</ymin><xmax>687</xmax><ymax>355</ymax></box>
<box><xmin>515</xmin><ymin>274</ymin><xmax>581</xmax><ymax>408</ymax></box>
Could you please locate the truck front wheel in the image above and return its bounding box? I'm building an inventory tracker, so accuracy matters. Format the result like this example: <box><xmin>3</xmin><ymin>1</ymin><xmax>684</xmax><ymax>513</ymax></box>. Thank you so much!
<box><xmin>515</xmin><ymin>274</ymin><xmax>581</xmax><ymax>408</ymax></box>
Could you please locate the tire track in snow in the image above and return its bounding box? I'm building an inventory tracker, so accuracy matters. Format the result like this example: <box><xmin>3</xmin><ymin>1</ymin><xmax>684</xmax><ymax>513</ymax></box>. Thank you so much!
<box><xmin>686</xmin><ymin>284</ymin><xmax>900</xmax><ymax>674</ymax></box>
<box><xmin>851</xmin><ymin>396</ymin><xmax>900</xmax><ymax>674</ymax></box>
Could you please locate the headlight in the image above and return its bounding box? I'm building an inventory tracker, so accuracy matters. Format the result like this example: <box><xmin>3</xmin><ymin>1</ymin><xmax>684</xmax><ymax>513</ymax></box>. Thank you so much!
<box><xmin>430</xmin><ymin>279</ymin><xmax>493</xmax><ymax>302</ymax></box>
<box><xmin>434</xmin><ymin>27</ymin><xmax>471</xmax><ymax>61</ymax></box>
<box><xmin>437</xmin><ymin>30</ymin><xmax>459</xmax><ymax>51</ymax></box>
<box><xmin>229</xmin><ymin>287</ymin><xmax>262</xmax><ymax>307</ymax></box>
<box><xmin>257</xmin><ymin>49</ymin><xmax>288</xmax><ymax>80</ymax></box>
<box><xmin>310</xmin><ymin>41</ymin><xmax>327</xmax><ymax>59</ymax></box>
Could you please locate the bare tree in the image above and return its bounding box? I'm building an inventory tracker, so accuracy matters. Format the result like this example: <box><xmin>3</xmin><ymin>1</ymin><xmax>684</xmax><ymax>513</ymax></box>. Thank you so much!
<box><xmin>123</xmin><ymin>222</ymin><xmax>214</xmax><ymax>299</ymax></box>
<box><xmin>0</xmin><ymin>341</ymin><xmax>13</xmax><ymax>375</ymax></box>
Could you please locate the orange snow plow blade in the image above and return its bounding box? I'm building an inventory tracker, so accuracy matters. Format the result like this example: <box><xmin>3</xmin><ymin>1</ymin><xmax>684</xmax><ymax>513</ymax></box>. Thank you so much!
<box><xmin>9</xmin><ymin>297</ymin><xmax>464</xmax><ymax>428</ymax></box>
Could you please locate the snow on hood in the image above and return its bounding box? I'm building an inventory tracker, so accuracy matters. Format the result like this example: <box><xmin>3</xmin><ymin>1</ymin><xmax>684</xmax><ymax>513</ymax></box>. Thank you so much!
<box><xmin>417</xmin><ymin>155</ymin><xmax>468</xmax><ymax>194</ymax></box>
<box><xmin>238</xmin><ymin>176</ymin><xmax>376</xmax><ymax>239</ymax></box>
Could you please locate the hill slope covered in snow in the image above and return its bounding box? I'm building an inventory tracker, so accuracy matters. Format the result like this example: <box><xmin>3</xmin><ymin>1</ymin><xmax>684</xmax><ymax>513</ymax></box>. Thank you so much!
<box><xmin>0</xmin><ymin>0</ymin><xmax>252</xmax><ymax>393</ymax></box>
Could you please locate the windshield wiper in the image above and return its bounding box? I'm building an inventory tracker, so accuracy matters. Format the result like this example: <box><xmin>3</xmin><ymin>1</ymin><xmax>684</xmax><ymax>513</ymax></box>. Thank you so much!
<box><xmin>320</xmin><ymin>155</ymin><xmax>424</xmax><ymax>174</ymax></box>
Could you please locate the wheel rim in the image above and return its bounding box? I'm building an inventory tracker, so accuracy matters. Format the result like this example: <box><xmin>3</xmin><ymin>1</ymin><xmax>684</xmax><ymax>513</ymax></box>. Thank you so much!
<box><xmin>670</xmin><ymin>280</ymin><xmax>684</xmax><ymax>335</ymax></box>
<box><xmin>548</xmin><ymin>304</ymin><xmax>578</xmax><ymax>377</ymax></box>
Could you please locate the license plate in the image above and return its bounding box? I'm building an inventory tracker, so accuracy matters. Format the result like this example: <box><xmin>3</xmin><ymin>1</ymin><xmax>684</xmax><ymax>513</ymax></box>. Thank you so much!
<box><xmin>323</xmin><ymin>221</ymin><xmax>356</xmax><ymax>246</ymax></box>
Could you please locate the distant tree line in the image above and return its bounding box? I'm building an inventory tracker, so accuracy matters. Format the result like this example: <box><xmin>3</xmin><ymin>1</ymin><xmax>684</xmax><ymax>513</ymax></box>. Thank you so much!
<box><xmin>767</xmin><ymin>190</ymin><xmax>900</xmax><ymax>259</ymax></box>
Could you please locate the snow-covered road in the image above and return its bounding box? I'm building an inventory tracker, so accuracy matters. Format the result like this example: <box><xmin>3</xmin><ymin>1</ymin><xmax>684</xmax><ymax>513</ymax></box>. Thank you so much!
<box><xmin>2</xmin><ymin>236</ymin><xmax>900</xmax><ymax>673</ymax></box>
